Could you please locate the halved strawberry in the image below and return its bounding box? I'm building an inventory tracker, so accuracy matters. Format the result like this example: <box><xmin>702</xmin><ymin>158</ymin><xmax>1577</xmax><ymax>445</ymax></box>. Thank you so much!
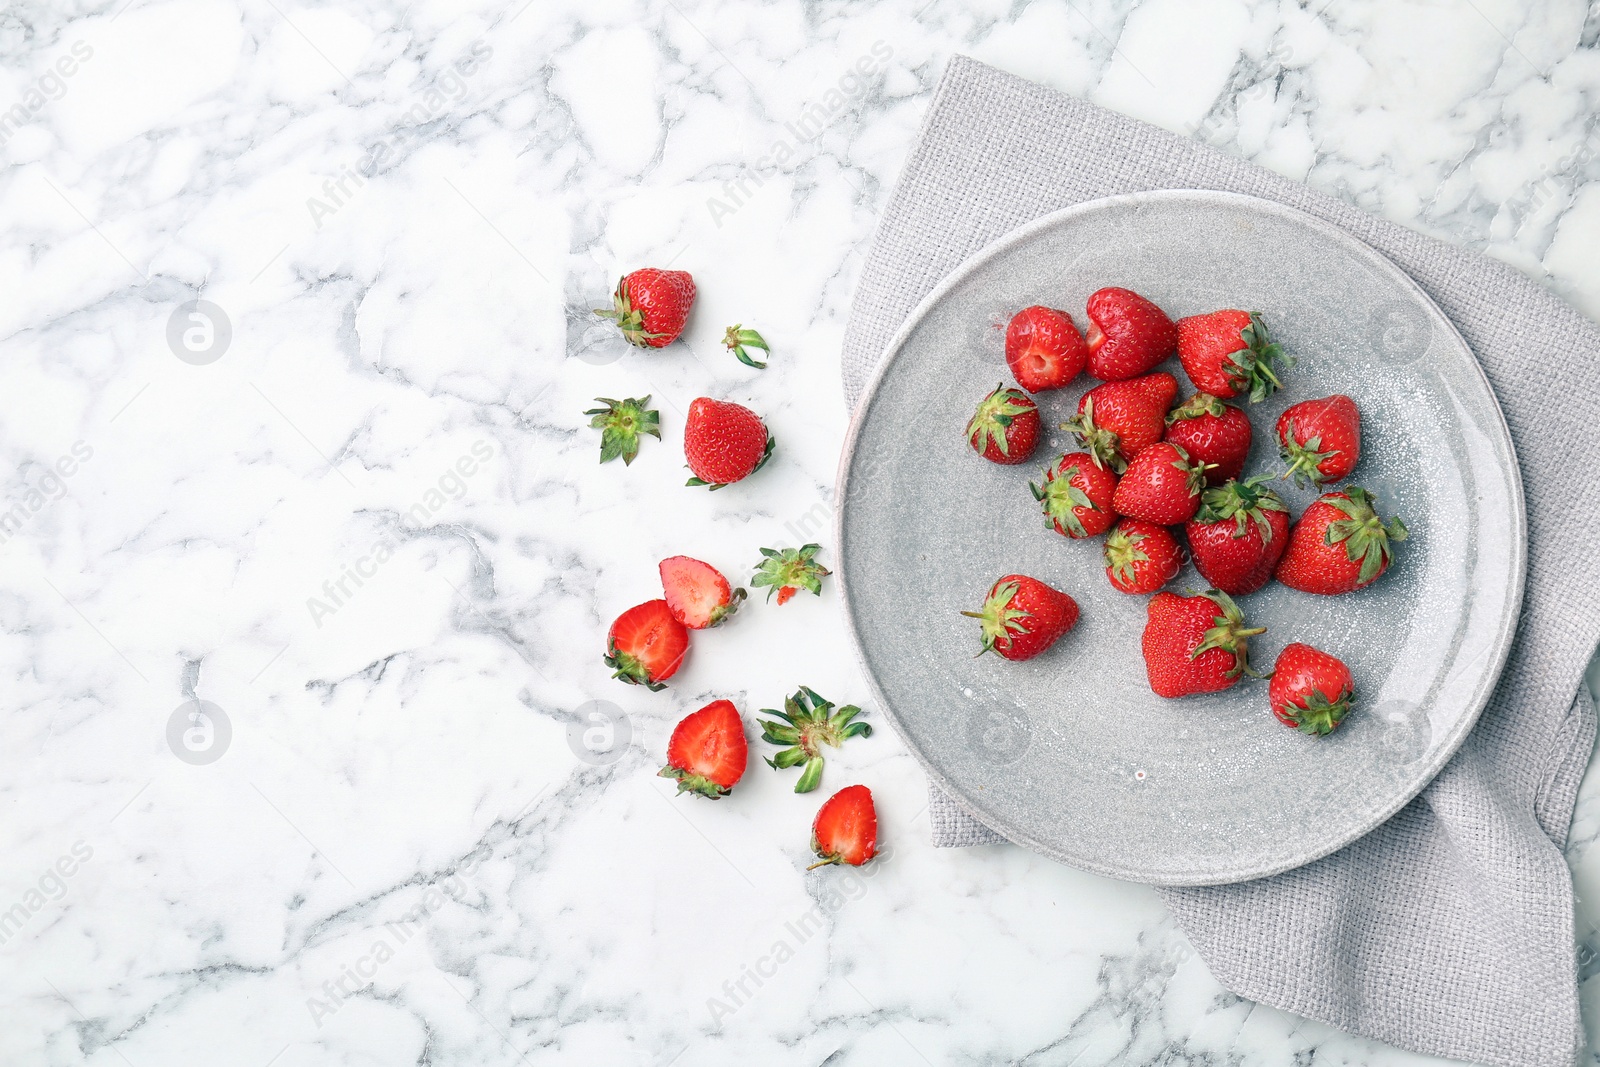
<box><xmin>603</xmin><ymin>599</ymin><xmax>689</xmax><ymax>690</ymax></box>
<box><xmin>808</xmin><ymin>784</ymin><xmax>879</xmax><ymax>870</ymax></box>
<box><xmin>659</xmin><ymin>556</ymin><xmax>745</xmax><ymax>629</ymax></box>
<box><xmin>659</xmin><ymin>699</ymin><xmax>747</xmax><ymax>798</ymax></box>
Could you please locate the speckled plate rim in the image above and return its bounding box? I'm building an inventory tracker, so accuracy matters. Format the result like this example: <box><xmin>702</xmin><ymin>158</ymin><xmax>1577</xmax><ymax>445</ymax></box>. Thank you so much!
<box><xmin>835</xmin><ymin>188</ymin><xmax>1527</xmax><ymax>886</ymax></box>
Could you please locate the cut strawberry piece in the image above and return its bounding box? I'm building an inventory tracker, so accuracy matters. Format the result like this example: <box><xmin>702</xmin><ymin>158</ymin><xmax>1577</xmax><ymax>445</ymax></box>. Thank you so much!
<box><xmin>660</xmin><ymin>699</ymin><xmax>747</xmax><ymax>798</ymax></box>
<box><xmin>1005</xmin><ymin>306</ymin><xmax>1088</xmax><ymax>392</ymax></box>
<box><xmin>808</xmin><ymin>784</ymin><xmax>879</xmax><ymax>870</ymax></box>
<box><xmin>603</xmin><ymin>599</ymin><xmax>689</xmax><ymax>690</ymax></box>
<box><xmin>659</xmin><ymin>556</ymin><xmax>745</xmax><ymax>629</ymax></box>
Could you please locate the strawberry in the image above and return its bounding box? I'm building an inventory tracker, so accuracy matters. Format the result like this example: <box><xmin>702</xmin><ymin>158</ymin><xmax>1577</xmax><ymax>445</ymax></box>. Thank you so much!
<box><xmin>659</xmin><ymin>556</ymin><xmax>745</xmax><ymax>629</ymax></box>
<box><xmin>1005</xmin><ymin>306</ymin><xmax>1088</xmax><ymax>392</ymax></box>
<box><xmin>808</xmin><ymin>784</ymin><xmax>879</xmax><ymax>870</ymax></box>
<box><xmin>752</xmin><ymin>543</ymin><xmax>830</xmax><ymax>604</ymax></box>
<box><xmin>1164</xmin><ymin>393</ymin><xmax>1252</xmax><ymax>486</ymax></box>
<box><xmin>1277</xmin><ymin>394</ymin><xmax>1361</xmax><ymax>486</ymax></box>
<box><xmin>1062</xmin><ymin>372</ymin><xmax>1179</xmax><ymax>472</ymax></box>
<box><xmin>684</xmin><ymin>397</ymin><xmax>774</xmax><ymax>489</ymax></box>
<box><xmin>1141</xmin><ymin>589</ymin><xmax>1264</xmax><ymax>698</ymax></box>
<box><xmin>1185</xmin><ymin>476</ymin><xmax>1291</xmax><ymax>596</ymax></box>
<box><xmin>659</xmin><ymin>699</ymin><xmax>747</xmax><ymax>798</ymax></box>
<box><xmin>961</xmin><ymin>575</ymin><xmax>1079</xmax><ymax>661</ymax></box>
<box><xmin>604</xmin><ymin>599</ymin><xmax>689</xmax><ymax>690</ymax></box>
<box><xmin>966</xmin><ymin>384</ymin><xmax>1040</xmax><ymax>464</ymax></box>
<box><xmin>1176</xmin><ymin>309</ymin><xmax>1290</xmax><ymax>401</ymax></box>
<box><xmin>1110</xmin><ymin>442</ymin><xmax>1208</xmax><ymax>525</ymax></box>
<box><xmin>1084</xmin><ymin>287</ymin><xmax>1178</xmax><ymax>381</ymax></box>
<box><xmin>585</xmin><ymin>396</ymin><xmax>661</xmax><ymax>466</ymax></box>
<box><xmin>1268</xmin><ymin>643</ymin><xmax>1355</xmax><ymax>736</ymax></box>
<box><xmin>758</xmin><ymin>687</ymin><xmax>871</xmax><ymax>793</ymax></box>
<box><xmin>723</xmin><ymin>324</ymin><xmax>770</xmax><ymax>369</ymax></box>
<box><xmin>1275</xmin><ymin>486</ymin><xmax>1408</xmax><ymax>595</ymax></box>
<box><xmin>595</xmin><ymin>268</ymin><xmax>696</xmax><ymax>348</ymax></box>
<box><xmin>1030</xmin><ymin>452</ymin><xmax>1118</xmax><ymax>538</ymax></box>
<box><xmin>1103</xmin><ymin>519</ymin><xmax>1183</xmax><ymax>594</ymax></box>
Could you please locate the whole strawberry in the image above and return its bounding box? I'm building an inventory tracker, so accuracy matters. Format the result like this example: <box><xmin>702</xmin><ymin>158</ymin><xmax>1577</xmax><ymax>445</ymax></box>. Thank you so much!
<box><xmin>1006</xmin><ymin>306</ymin><xmax>1088</xmax><ymax>392</ymax></box>
<box><xmin>1164</xmin><ymin>393</ymin><xmax>1252</xmax><ymax>486</ymax></box>
<box><xmin>1084</xmin><ymin>287</ymin><xmax>1178</xmax><ymax>381</ymax></box>
<box><xmin>966</xmin><ymin>384</ymin><xmax>1040</xmax><ymax>464</ymax></box>
<box><xmin>1277</xmin><ymin>394</ymin><xmax>1361</xmax><ymax>486</ymax></box>
<box><xmin>808</xmin><ymin>784</ymin><xmax>878</xmax><ymax>870</ymax></box>
<box><xmin>1062</xmin><ymin>371</ymin><xmax>1179</xmax><ymax>472</ymax></box>
<box><xmin>1110</xmin><ymin>442</ymin><xmax>1208</xmax><ymax>525</ymax></box>
<box><xmin>596</xmin><ymin>268</ymin><xmax>696</xmax><ymax>348</ymax></box>
<box><xmin>1275</xmin><ymin>486</ymin><xmax>1408</xmax><ymax>595</ymax></box>
<box><xmin>1142</xmin><ymin>589</ymin><xmax>1264</xmax><ymax>698</ymax></box>
<box><xmin>1176</xmin><ymin>309</ymin><xmax>1289</xmax><ymax>401</ymax></box>
<box><xmin>1268</xmin><ymin>643</ymin><xmax>1355</xmax><ymax>736</ymax></box>
<box><xmin>1030</xmin><ymin>452</ymin><xmax>1118</xmax><ymax>538</ymax></box>
<box><xmin>659</xmin><ymin>699</ymin><xmax>747</xmax><ymax>798</ymax></box>
<box><xmin>604</xmin><ymin>599</ymin><xmax>689</xmax><ymax>690</ymax></box>
<box><xmin>1185</xmin><ymin>476</ymin><xmax>1291</xmax><ymax>596</ymax></box>
<box><xmin>1103</xmin><ymin>520</ymin><xmax>1183</xmax><ymax>594</ymax></box>
<box><xmin>684</xmin><ymin>397</ymin><xmax>773</xmax><ymax>489</ymax></box>
<box><xmin>659</xmin><ymin>555</ymin><xmax>745</xmax><ymax>629</ymax></box>
<box><xmin>962</xmin><ymin>575</ymin><xmax>1079</xmax><ymax>661</ymax></box>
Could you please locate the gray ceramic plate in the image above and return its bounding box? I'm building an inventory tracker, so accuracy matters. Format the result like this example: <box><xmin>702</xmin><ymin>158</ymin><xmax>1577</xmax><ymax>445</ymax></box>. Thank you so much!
<box><xmin>836</xmin><ymin>190</ymin><xmax>1525</xmax><ymax>886</ymax></box>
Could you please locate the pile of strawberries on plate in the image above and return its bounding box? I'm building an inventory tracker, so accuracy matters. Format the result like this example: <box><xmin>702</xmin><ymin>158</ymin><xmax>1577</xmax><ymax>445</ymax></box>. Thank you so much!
<box><xmin>964</xmin><ymin>288</ymin><xmax>1409</xmax><ymax>736</ymax></box>
<box><xmin>591</xmin><ymin>267</ymin><xmax>878</xmax><ymax>872</ymax></box>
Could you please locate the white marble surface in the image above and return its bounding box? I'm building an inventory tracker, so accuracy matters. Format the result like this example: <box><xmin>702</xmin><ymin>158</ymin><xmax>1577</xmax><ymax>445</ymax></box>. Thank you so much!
<box><xmin>3</xmin><ymin>0</ymin><xmax>1600</xmax><ymax>1064</ymax></box>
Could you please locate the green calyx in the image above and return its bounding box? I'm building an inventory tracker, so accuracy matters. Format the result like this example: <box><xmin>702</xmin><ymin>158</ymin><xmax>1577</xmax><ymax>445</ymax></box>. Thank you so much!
<box><xmin>1278</xmin><ymin>417</ymin><xmax>1338</xmax><ymax>487</ymax></box>
<box><xmin>724</xmin><ymin>324</ymin><xmax>771</xmax><ymax>369</ymax></box>
<box><xmin>959</xmin><ymin>579</ymin><xmax>1033</xmax><ymax>656</ymax></box>
<box><xmin>1224</xmin><ymin>312</ymin><xmax>1293</xmax><ymax>403</ymax></box>
<box><xmin>751</xmin><ymin>542</ymin><xmax>830</xmax><ymax>601</ymax></box>
<box><xmin>1061</xmin><ymin>396</ymin><xmax>1125</xmax><ymax>472</ymax></box>
<box><xmin>1167</xmin><ymin>442</ymin><xmax>1213</xmax><ymax>498</ymax></box>
<box><xmin>1166</xmin><ymin>392</ymin><xmax>1228</xmax><ymax>425</ymax></box>
<box><xmin>1324</xmin><ymin>485</ymin><xmax>1409</xmax><ymax>585</ymax></box>
<box><xmin>1103</xmin><ymin>524</ymin><xmax>1152</xmax><ymax>586</ymax></box>
<box><xmin>686</xmin><ymin>434</ymin><xmax>776</xmax><ymax>489</ymax></box>
<box><xmin>584</xmin><ymin>395</ymin><xmax>661</xmax><ymax>466</ymax></box>
<box><xmin>966</xmin><ymin>383</ymin><xmax>1034</xmax><ymax>457</ymax></box>
<box><xmin>1191</xmin><ymin>588</ymin><xmax>1266</xmax><ymax>680</ymax></box>
<box><xmin>657</xmin><ymin>764</ymin><xmax>732</xmax><ymax>799</ymax></box>
<box><xmin>1030</xmin><ymin>460</ymin><xmax>1098</xmax><ymax>538</ymax></box>
<box><xmin>758</xmin><ymin>686</ymin><xmax>871</xmax><ymax>793</ymax></box>
<box><xmin>1195</xmin><ymin>474</ymin><xmax>1289</xmax><ymax>541</ymax></box>
<box><xmin>594</xmin><ymin>277</ymin><xmax>665</xmax><ymax>347</ymax></box>
<box><xmin>602</xmin><ymin>642</ymin><xmax>666</xmax><ymax>692</ymax></box>
<box><xmin>1283</xmin><ymin>684</ymin><xmax>1354</xmax><ymax>737</ymax></box>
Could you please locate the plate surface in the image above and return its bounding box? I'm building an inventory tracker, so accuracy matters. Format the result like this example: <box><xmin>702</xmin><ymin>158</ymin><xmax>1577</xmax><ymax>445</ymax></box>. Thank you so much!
<box><xmin>837</xmin><ymin>190</ymin><xmax>1525</xmax><ymax>886</ymax></box>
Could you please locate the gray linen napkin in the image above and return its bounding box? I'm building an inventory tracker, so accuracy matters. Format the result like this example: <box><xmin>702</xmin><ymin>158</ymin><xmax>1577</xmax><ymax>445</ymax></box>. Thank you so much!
<box><xmin>841</xmin><ymin>55</ymin><xmax>1600</xmax><ymax>1067</ymax></box>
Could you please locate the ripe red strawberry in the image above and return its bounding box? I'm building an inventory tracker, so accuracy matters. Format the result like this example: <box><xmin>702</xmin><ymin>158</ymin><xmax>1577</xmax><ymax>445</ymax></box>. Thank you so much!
<box><xmin>1084</xmin><ymin>287</ymin><xmax>1178</xmax><ymax>380</ymax></box>
<box><xmin>961</xmin><ymin>575</ymin><xmax>1079</xmax><ymax>661</ymax></box>
<box><xmin>966</xmin><ymin>384</ymin><xmax>1040</xmax><ymax>464</ymax></box>
<box><xmin>1176</xmin><ymin>310</ymin><xmax>1289</xmax><ymax>401</ymax></box>
<box><xmin>1005</xmin><ymin>306</ymin><xmax>1088</xmax><ymax>392</ymax></box>
<box><xmin>1185</xmin><ymin>476</ymin><xmax>1291</xmax><ymax>596</ymax></box>
<box><xmin>659</xmin><ymin>699</ymin><xmax>747</xmax><ymax>798</ymax></box>
<box><xmin>1277</xmin><ymin>394</ymin><xmax>1361</xmax><ymax>486</ymax></box>
<box><xmin>1110</xmin><ymin>442</ymin><xmax>1208</xmax><ymax>525</ymax></box>
<box><xmin>808</xmin><ymin>784</ymin><xmax>879</xmax><ymax>869</ymax></box>
<box><xmin>1269</xmin><ymin>643</ymin><xmax>1355</xmax><ymax>736</ymax></box>
<box><xmin>1165</xmin><ymin>393</ymin><xmax>1252</xmax><ymax>486</ymax></box>
<box><xmin>1275</xmin><ymin>486</ymin><xmax>1408</xmax><ymax>595</ymax></box>
<box><xmin>1141</xmin><ymin>589</ymin><xmax>1264</xmax><ymax>698</ymax></box>
<box><xmin>1103</xmin><ymin>520</ymin><xmax>1183</xmax><ymax>594</ymax></box>
<box><xmin>684</xmin><ymin>397</ymin><xmax>773</xmax><ymax>488</ymax></box>
<box><xmin>752</xmin><ymin>544</ymin><xmax>830</xmax><ymax>604</ymax></box>
<box><xmin>596</xmin><ymin>268</ymin><xmax>696</xmax><ymax>348</ymax></box>
<box><xmin>1030</xmin><ymin>452</ymin><xmax>1118</xmax><ymax>538</ymax></box>
<box><xmin>1063</xmin><ymin>372</ymin><xmax>1179</xmax><ymax>472</ymax></box>
<box><xmin>604</xmin><ymin>599</ymin><xmax>689</xmax><ymax>690</ymax></box>
<box><xmin>659</xmin><ymin>556</ymin><xmax>745</xmax><ymax>629</ymax></box>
